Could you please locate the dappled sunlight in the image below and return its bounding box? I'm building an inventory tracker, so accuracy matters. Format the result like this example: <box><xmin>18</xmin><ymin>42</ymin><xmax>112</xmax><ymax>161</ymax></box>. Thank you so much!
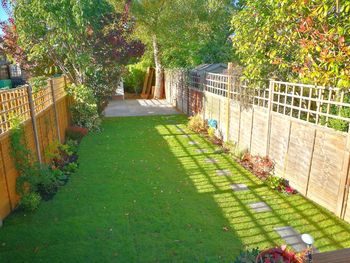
<box><xmin>155</xmin><ymin>116</ymin><xmax>350</xmax><ymax>252</ymax></box>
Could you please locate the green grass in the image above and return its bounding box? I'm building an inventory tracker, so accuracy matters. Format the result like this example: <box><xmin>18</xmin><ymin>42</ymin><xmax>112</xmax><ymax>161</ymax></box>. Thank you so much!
<box><xmin>1</xmin><ymin>114</ymin><xmax>350</xmax><ymax>262</ymax></box>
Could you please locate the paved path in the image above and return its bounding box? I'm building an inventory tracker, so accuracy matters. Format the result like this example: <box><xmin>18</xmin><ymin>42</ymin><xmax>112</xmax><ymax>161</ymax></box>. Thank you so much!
<box><xmin>103</xmin><ymin>99</ymin><xmax>180</xmax><ymax>117</ymax></box>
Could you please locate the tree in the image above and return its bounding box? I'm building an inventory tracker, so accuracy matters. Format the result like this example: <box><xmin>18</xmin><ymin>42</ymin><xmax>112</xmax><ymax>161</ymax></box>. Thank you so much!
<box><xmin>231</xmin><ymin>0</ymin><xmax>350</xmax><ymax>87</ymax></box>
<box><xmin>132</xmin><ymin>0</ymin><xmax>234</xmax><ymax>98</ymax></box>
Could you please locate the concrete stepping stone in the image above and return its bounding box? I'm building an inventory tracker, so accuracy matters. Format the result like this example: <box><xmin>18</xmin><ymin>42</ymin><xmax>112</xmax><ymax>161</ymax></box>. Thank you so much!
<box><xmin>196</xmin><ymin>149</ymin><xmax>208</xmax><ymax>153</ymax></box>
<box><xmin>249</xmin><ymin>202</ymin><xmax>272</xmax><ymax>213</ymax></box>
<box><xmin>188</xmin><ymin>141</ymin><xmax>198</xmax><ymax>145</ymax></box>
<box><xmin>231</xmin><ymin>183</ymin><xmax>249</xmax><ymax>192</ymax></box>
<box><xmin>204</xmin><ymin>158</ymin><xmax>218</xmax><ymax>164</ymax></box>
<box><xmin>182</xmin><ymin>134</ymin><xmax>190</xmax><ymax>138</ymax></box>
<box><xmin>274</xmin><ymin>226</ymin><xmax>319</xmax><ymax>253</ymax></box>
<box><xmin>216</xmin><ymin>169</ymin><xmax>232</xmax><ymax>176</ymax></box>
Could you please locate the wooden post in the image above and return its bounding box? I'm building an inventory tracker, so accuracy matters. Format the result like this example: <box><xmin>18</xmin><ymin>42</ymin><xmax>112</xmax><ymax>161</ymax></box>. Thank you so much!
<box><xmin>0</xmin><ymin>142</ymin><xmax>13</xmax><ymax>210</ymax></box>
<box><xmin>50</xmin><ymin>78</ymin><xmax>61</xmax><ymax>143</ymax></box>
<box><xmin>265</xmin><ymin>79</ymin><xmax>274</xmax><ymax>156</ymax></box>
<box><xmin>27</xmin><ymin>85</ymin><xmax>42</xmax><ymax>164</ymax></box>
<box><xmin>338</xmin><ymin>128</ymin><xmax>350</xmax><ymax>218</ymax></box>
<box><xmin>226</xmin><ymin>63</ymin><xmax>233</xmax><ymax>141</ymax></box>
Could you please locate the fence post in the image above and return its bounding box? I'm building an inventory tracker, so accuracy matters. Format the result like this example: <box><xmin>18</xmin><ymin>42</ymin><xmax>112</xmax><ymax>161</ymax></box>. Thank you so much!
<box><xmin>27</xmin><ymin>85</ymin><xmax>42</xmax><ymax>164</ymax></box>
<box><xmin>265</xmin><ymin>79</ymin><xmax>274</xmax><ymax>156</ymax></box>
<box><xmin>226</xmin><ymin>63</ymin><xmax>233</xmax><ymax>141</ymax></box>
<box><xmin>50</xmin><ymin>78</ymin><xmax>61</xmax><ymax>143</ymax></box>
<box><xmin>339</xmin><ymin>129</ymin><xmax>350</xmax><ymax>218</ymax></box>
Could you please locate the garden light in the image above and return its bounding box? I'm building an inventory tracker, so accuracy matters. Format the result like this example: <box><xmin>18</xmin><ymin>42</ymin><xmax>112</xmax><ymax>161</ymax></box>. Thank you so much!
<box><xmin>301</xmin><ymin>234</ymin><xmax>314</xmax><ymax>263</ymax></box>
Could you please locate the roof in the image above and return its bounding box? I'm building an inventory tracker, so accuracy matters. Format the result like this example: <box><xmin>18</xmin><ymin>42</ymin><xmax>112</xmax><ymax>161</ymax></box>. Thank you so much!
<box><xmin>191</xmin><ymin>63</ymin><xmax>228</xmax><ymax>75</ymax></box>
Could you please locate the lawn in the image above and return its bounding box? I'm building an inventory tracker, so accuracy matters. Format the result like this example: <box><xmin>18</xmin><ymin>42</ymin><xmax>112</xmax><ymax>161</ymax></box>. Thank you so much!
<box><xmin>1</xmin><ymin>115</ymin><xmax>350</xmax><ymax>262</ymax></box>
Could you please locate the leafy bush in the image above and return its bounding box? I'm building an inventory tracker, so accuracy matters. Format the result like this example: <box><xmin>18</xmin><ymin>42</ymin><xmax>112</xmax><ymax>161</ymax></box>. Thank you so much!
<box><xmin>20</xmin><ymin>192</ymin><xmax>41</xmax><ymax>212</ymax></box>
<box><xmin>321</xmin><ymin>94</ymin><xmax>350</xmax><ymax>132</ymax></box>
<box><xmin>66</xmin><ymin>84</ymin><xmax>101</xmax><ymax>131</ymax></box>
<box><xmin>188</xmin><ymin>114</ymin><xmax>206</xmax><ymax>133</ymax></box>
<box><xmin>66</xmin><ymin>126</ymin><xmax>89</xmax><ymax>142</ymax></box>
<box><xmin>86</xmin><ymin>67</ymin><xmax>122</xmax><ymax>113</ymax></box>
<box><xmin>63</xmin><ymin>162</ymin><xmax>78</xmax><ymax>175</ymax></box>
<box><xmin>124</xmin><ymin>65</ymin><xmax>146</xmax><ymax>94</ymax></box>
<box><xmin>266</xmin><ymin>175</ymin><xmax>297</xmax><ymax>195</ymax></box>
<box><xmin>241</xmin><ymin>153</ymin><xmax>274</xmax><ymax>179</ymax></box>
<box><xmin>223</xmin><ymin>141</ymin><xmax>247</xmax><ymax>160</ymax></box>
<box><xmin>28</xmin><ymin>76</ymin><xmax>49</xmax><ymax>92</ymax></box>
<box><xmin>234</xmin><ymin>247</ymin><xmax>260</xmax><ymax>263</ymax></box>
<box><xmin>36</xmin><ymin>166</ymin><xmax>59</xmax><ymax>201</ymax></box>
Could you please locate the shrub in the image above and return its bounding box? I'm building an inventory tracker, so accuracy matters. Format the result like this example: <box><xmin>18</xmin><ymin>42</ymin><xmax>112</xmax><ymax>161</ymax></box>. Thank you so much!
<box><xmin>234</xmin><ymin>247</ymin><xmax>260</xmax><ymax>263</ymax></box>
<box><xmin>188</xmin><ymin>114</ymin><xmax>206</xmax><ymax>133</ymax></box>
<box><xmin>223</xmin><ymin>141</ymin><xmax>248</xmax><ymax>160</ymax></box>
<box><xmin>28</xmin><ymin>76</ymin><xmax>48</xmax><ymax>92</ymax></box>
<box><xmin>66</xmin><ymin>126</ymin><xmax>89</xmax><ymax>142</ymax></box>
<box><xmin>66</xmin><ymin>84</ymin><xmax>101</xmax><ymax>131</ymax></box>
<box><xmin>266</xmin><ymin>175</ymin><xmax>297</xmax><ymax>195</ymax></box>
<box><xmin>20</xmin><ymin>192</ymin><xmax>41</xmax><ymax>212</ymax></box>
<box><xmin>63</xmin><ymin>162</ymin><xmax>78</xmax><ymax>175</ymax></box>
<box><xmin>124</xmin><ymin>65</ymin><xmax>146</xmax><ymax>94</ymax></box>
<box><xmin>241</xmin><ymin>153</ymin><xmax>274</xmax><ymax>179</ymax></box>
<box><xmin>36</xmin><ymin>166</ymin><xmax>59</xmax><ymax>201</ymax></box>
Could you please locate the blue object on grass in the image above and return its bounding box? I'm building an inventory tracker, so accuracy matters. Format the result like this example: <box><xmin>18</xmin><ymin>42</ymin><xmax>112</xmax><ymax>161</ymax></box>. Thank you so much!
<box><xmin>208</xmin><ymin>119</ymin><xmax>217</xmax><ymax>128</ymax></box>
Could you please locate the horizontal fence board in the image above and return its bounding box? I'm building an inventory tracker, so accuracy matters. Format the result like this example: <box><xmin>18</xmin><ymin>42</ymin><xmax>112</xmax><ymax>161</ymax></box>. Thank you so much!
<box><xmin>165</xmin><ymin>68</ymin><xmax>350</xmax><ymax>223</ymax></box>
<box><xmin>0</xmin><ymin>76</ymin><xmax>70</xmax><ymax>220</ymax></box>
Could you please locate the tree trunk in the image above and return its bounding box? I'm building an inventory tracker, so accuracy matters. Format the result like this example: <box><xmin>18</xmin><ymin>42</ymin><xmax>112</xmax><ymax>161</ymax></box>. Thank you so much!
<box><xmin>152</xmin><ymin>34</ymin><xmax>163</xmax><ymax>99</ymax></box>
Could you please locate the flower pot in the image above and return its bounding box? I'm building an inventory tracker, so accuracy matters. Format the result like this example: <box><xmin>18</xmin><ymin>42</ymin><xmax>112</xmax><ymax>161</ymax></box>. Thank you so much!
<box><xmin>256</xmin><ymin>246</ymin><xmax>304</xmax><ymax>263</ymax></box>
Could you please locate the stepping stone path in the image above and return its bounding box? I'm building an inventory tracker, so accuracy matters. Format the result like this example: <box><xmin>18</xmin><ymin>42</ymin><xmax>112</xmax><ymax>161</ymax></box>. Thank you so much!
<box><xmin>204</xmin><ymin>158</ymin><xmax>218</xmax><ymax>164</ymax></box>
<box><xmin>274</xmin><ymin>226</ymin><xmax>318</xmax><ymax>253</ymax></box>
<box><xmin>196</xmin><ymin>149</ymin><xmax>208</xmax><ymax>153</ymax></box>
<box><xmin>249</xmin><ymin>202</ymin><xmax>272</xmax><ymax>213</ymax></box>
<box><xmin>188</xmin><ymin>141</ymin><xmax>199</xmax><ymax>145</ymax></box>
<box><xmin>216</xmin><ymin>169</ymin><xmax>232</xmax><ymax>176</ymax></box>
<box><xmin>231</xmin><ymin>183</ymin><xmax>249</xmax><ymax>192</ymax></box>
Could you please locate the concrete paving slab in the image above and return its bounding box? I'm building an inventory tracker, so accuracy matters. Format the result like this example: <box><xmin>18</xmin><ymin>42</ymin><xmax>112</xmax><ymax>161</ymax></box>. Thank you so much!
<box><xmin>249</xmin><ymin>202</ymin><xmax>272</xmax><ymax>213</ymax></box>
<box><xmin>216</xmin><ymin>169</ymin><xmax>232</xmax><ymax>176</ymax></box>
<box><xmin>196</xmin><ymin>149</ymin><xmax>208</xmax><ymax>153</ymax></box>
<box><xmin>104</xmin><ymin>99</ymin><xmax>180</xmax><ymax>117</ymax></box>
<box><xmin>204</xmin><ymin>158</ymin><xmax>218</xmax><ymax>164</ymax></box>
<box><xmin>231</xmin><ymin>184</ymin><xmax>249</xmax><ymax>192</ymax></box>
<box><xmin>274</xmin><ymin>226</ymin><xmax>318</xmax><ymax>253</ymax></box>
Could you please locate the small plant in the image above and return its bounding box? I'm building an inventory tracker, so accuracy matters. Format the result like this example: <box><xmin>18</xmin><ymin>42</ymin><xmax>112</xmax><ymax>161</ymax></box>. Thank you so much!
<box><xmin>256</xmin><ymin>245</ymin><xmax>304</xmax><ymax>263</ymax></box>
<box><xmin>266</xmin><ymin>175</ymin><xmax>297</xmax><ymax>195</ymax></box>
<box><xmin>19</xmin><ymin>192</ymin><xmax>41</xmax><ymax>212</ymax></box>
<box><xmin>36</xmin><ymin>166</ymin><xmax>59</xmax><ymax>201</ymax></box>
<box><xmin>188</xmin><ymin>114</ymin><xmax>206</xmax><ymax>133</ymax></box>
<box><xmin>223</xmin><ymin>141</ymin><xmax>247</xmax><ymax>160</ymax></box>
<box><xmin>234</xmin><ymin>247</ymin><xmax>260</xmax><ymax>263</ymax></box>
<box><xmin>207</xmin><ymin>127</ymin><xmax>215</xmax><ymax>139</ymax></box>
<box><xmin>241</xmin><ymin>153</ymin><xmax>274</xmax><ymax>179</ymax></box>
<box><xmin>66</xmin><ymin>126</ymin><xmax>89</xmax><ymax>142</ymax></box>
<box><xmin>63</xmin><ymin>162</ymin><xmax>78</xmax><ymax>175</ymax></box>
<box><xmin>66</xmin><ymin>139</ymin><xmax>79</xmax><ymax>154</ymax></box>
<box><xmin>66</xmin><ymin>84</ymin><xmax>101</xmax><ymax>131</ymax></box>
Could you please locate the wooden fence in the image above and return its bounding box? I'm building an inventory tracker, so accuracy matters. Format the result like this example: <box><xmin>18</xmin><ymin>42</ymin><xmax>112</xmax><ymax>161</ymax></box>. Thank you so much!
<box><xmin>0</xmin><ymin>76</ymin><xmax>71</xmax><ymax>220</ymax></box>
<box><xmin>165</xmin><ymin>67</ymin><xmax>350</xmax><ymax>224</ymax></box>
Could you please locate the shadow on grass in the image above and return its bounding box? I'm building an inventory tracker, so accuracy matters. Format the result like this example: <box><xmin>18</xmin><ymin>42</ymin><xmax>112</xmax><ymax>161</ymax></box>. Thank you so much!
<box><xmin>1</xmin><ymin>114</ymin><xmax>349</xmax><ymax>263</ymax></box>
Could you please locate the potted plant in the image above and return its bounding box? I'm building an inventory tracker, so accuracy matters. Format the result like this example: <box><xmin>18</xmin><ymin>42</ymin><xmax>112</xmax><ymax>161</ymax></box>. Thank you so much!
<box><xmin>256</xmin><ymin>245</ymin><xmax>304</xmax><ymax>263</ymax></box>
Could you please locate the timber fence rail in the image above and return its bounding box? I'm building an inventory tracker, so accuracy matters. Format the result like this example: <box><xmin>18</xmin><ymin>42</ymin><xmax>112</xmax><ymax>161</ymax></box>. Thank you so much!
<box><xmin>0</xmin><ymin>76</ymin><xmax>71</xmax><ymax>220</ymax></box>
<box><xmin>165</xmin><ymin>67</ymin><xmax>350</xmax><ymax>224</ymax></box>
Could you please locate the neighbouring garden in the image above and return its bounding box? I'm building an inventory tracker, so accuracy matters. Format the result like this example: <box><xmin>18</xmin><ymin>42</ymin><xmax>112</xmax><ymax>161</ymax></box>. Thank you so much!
<box><xmin>1</xmin><ymin>115</ymin><xmax>350</xmax><ymax>262</ymax></box>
